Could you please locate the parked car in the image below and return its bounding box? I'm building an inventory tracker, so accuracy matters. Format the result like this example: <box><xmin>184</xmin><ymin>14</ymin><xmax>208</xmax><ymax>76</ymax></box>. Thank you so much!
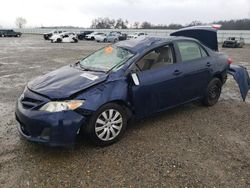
<box><xmin>127</xmin><ymin>32</ymin><xmax>147</xmax><ymax>39</ymax></box>
<box><xmin>0</xmin><ymin>29</ymin><xmax>22</xmax><ymax>37</ymax></box>
<box><xmin>95</xmin><ymin>33</ymin><xmax>107</xmax><ymax>42</ymax></box>
<box><xmin>50</xmin><ymin>32</ymin><xmax>78</xmax><ymax>43</ymax></box>
<box><xmin>85</xmin><ymin>32</ymin><xmax>105</xmax><ymax>40</ymax></box>
<box><xmin>109</xmin><ymin>31</ymin><xmax>127</xmax><ymax>40</ymax></box>
<box><xmin>43</xmin><ymin>30</ymin><xmax>66</xmax><ymax>40</ymax></box>
<box><xmin>222</xmin><ymin>37</ymin><xmax>245</xmax><ymax>48</ymax></box>
<box><xmin>96</xmin><ymin>32</ymin><xmax>127</xmax><ymax>43</ymax></box>
<box><xmin>118</xmin><ymin>33</ymin><xmax>127</xmax><ymax>41</ymax></box>
<box><xmin>15</xmin><ymin>27</ymin><xmax>249</xmax><ymax>147</ymax></box>
<box><xmin>77</xmin><ymin>31</ymin><xmax>94</xmax><ymax>40</ymax></box>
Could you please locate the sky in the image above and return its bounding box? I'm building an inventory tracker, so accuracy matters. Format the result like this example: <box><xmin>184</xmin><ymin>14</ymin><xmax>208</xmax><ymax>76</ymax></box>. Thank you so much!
<box><xmin>0</xmin><ymin>0</ymin><xmax>249</xmax><ymax>28</ymax></box>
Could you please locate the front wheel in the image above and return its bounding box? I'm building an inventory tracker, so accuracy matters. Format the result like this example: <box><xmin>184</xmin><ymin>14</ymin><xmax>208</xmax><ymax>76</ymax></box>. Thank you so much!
<box><xmin>202</xmin><ymin>78</ymin><xmax>222</xmax><ymax>106</ymax></box>
<box><xmin>85</xmin><ymin>103</ymin><xmax>127</xmax><ymax>146</ymax></box>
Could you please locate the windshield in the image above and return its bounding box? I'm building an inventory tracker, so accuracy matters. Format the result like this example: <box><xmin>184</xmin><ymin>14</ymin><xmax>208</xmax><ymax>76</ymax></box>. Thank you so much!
<box><xmin>79</xmin><ymin>46</ymin><xmax>134</xmax><ymax>72</ymax></box>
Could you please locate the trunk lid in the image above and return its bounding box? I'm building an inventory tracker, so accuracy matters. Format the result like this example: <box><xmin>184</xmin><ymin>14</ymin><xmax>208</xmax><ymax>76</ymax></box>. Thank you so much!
<box><xmin>170</xmin><ymin>26</ymin><xmax>218</xmax><ymax>51</ymax></box>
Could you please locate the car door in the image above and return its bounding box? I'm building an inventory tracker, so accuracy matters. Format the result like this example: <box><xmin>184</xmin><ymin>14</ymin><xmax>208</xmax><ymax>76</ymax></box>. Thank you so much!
<box><xmin>129</xmin><ymin>44</ymin><xmax>184</xmax><ymax>118</ymax></box>
<box><xmin>174</xmin><ymin>40</ymin><xmax>213</xmax><ymax>103</ymax></box>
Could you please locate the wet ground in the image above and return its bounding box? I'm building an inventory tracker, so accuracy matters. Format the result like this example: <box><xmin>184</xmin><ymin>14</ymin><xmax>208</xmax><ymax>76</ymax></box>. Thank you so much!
<box><xmin>0</xmin><ymin>35</ymin><xmax>250</xmax><ymax>188</ymax></box>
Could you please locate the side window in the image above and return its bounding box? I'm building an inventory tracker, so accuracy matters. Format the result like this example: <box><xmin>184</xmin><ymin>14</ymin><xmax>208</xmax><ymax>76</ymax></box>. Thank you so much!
<box><xmin>177</xmin><ymin>41</ymin><xmax>207</xmax><ymax>62</ymax></box>
<box><xmin>200</xmin><ymin>47</ymin><xmax>208</xmax><ymax>58</ymax></box>
<box><xmin>136</xmin><ymin>45</ymin><xmax>174</xmax><ymax>71</ymax></box>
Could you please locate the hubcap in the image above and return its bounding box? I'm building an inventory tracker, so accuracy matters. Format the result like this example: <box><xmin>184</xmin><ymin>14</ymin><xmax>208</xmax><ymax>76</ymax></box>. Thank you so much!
<box><xmin>95</xmin><ymin>109</ymin><xmax>123</xmax><ymax>141</ymax></box>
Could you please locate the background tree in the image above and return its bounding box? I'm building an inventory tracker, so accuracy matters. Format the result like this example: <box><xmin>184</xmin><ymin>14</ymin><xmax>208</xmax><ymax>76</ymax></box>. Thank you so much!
<box><xmin>140</xmin><ymin>21</ymin><xmax>152</xmax><ymax>29</ymax></box>
<box><xmin>91</xmin><ymin>17</ymin><xmax>115</xmax><ymax>29</ymax></box>
<box><xmin>133</xmin><ymin>22</ymin><xmax>140</xmax><ymax>29</ymax></box>
<box><xmin>115</xmin><ymin>18</ymin><xmax>128</xmax><ymax>29</ymax></box>
<box><xmin>187</xmin><ymin>20</ymin><xmax>202</xmax><ymax>27</ymax></box>
<box><xmin>15</xmin><ymin>17</ymin><xmax>27</xmax><ymax>28</ymax></box>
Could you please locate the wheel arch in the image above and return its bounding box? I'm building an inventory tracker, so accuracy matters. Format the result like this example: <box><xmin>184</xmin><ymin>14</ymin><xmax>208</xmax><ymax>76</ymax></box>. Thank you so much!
<box><xmin>98</xmin><ymin>100</ymin><xmax>133</xmax><ymax>120</ymax></box>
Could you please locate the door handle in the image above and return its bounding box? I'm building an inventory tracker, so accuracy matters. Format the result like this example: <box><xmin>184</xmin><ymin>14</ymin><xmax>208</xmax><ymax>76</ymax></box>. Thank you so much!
<box><xmin>173</xmin><ymin>70</ymin><xmax>182</xmax><ymax>75</ymax></box>
<box><xmin>206</xmin><ymin>62</ymin><xmax>211</xmax><ymax>67</ymax></box>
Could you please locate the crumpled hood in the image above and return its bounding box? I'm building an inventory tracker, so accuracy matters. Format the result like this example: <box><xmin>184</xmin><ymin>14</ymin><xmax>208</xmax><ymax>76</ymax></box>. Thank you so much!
<box><xmin>28</xmin><ymin>66</ymin><xmax>107</xmax><ymax>99</ymax></box>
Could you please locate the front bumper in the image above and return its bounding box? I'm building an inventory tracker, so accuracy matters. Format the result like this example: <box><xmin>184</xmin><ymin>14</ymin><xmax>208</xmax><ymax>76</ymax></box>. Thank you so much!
<box><xmin>15</xmin><ymin>96</ymin><xmax>87</xmax><ymax>147</ymax></box>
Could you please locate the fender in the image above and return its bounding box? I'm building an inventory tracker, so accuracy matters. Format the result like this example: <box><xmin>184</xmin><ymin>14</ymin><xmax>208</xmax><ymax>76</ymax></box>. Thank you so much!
<box><xmin>228</xmin><ymin>65</ymin><xmax>250</xmax><ymax>101</ymax></box>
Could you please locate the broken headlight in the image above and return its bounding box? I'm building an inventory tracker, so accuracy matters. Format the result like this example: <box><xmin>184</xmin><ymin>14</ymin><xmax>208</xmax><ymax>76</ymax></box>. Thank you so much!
<box><xmin>39</xmin><ymin>100</ymin><xmax>85</xmax><ymax>112</ymax></box>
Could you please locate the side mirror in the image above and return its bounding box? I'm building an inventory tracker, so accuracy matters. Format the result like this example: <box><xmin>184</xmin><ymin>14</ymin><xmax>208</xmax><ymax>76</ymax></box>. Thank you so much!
<box><xmin>131</xmin><ymin>73</ymin><xmax>140</xmax><ymax>86</ymax></box>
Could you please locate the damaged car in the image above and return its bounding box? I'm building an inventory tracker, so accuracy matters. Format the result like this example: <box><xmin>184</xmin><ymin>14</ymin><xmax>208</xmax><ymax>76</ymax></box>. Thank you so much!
<box><xmin>222</xmin><ymin>37</ymin><xmax>245</xmax><ymax>48</ymax></box>
<box><xmin>50</xmin><ymin>32</ymin><xmax>78</xmax><ymax>43</ymax></box>
<box><xmin>15</xmin><ymin>26</ymin><xmax>250</xmax><ymax>147</ymax></box>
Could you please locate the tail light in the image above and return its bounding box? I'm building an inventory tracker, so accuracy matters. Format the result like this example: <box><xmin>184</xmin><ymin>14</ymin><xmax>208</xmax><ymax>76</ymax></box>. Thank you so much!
<box><xmin>227</xmin><ymin>58</ymin><xmax>233</xmax><ymax>65</ymax></box>
<box><xmin>212</xmin><ymin>24</ymin><xmax>222</xmax><ymax>30</ymax></box>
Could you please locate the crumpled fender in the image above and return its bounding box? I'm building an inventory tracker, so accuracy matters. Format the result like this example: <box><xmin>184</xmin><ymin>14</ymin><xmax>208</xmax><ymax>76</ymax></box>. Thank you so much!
<box><xmin>228</xmin><ymin>65</ymin><xmax>250</xmax><ymax>101</ymax></box>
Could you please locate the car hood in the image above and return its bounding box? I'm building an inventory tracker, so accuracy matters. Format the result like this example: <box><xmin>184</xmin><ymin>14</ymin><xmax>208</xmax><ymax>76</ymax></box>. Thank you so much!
<box><xmin>27</xmin><ymin>66</ymin><xmax>108</xmax><ymax>99</ymax></box>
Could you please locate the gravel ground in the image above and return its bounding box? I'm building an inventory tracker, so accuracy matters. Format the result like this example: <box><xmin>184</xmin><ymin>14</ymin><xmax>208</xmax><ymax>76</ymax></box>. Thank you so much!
<box><xmin>0</xmin><ymin>34</ymin><xmax>250</xmax><ymax>188</ymax></box>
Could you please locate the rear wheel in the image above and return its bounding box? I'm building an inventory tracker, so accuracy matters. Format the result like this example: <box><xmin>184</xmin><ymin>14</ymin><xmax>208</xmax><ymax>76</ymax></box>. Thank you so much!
<box><xmin>85</xmin><ymin>103</ymin><xmax>127</xmax><ymax>146</ymax></box>
<box><xmin>202</xmin><ymin>78</ymin><xmax>222</xmax><ymax>106</ymax></box>
<box><xmin>56</xmin><ymin>38</ymin><xmax>62</xmax><ymax>43</ymax></box>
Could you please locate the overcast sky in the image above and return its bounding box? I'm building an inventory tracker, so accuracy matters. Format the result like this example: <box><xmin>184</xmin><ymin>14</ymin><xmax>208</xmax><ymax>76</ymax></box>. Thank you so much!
<box><xmin>0</xmin><ymin>0</ymin><xmax>249</xmax><ymax>28</ymax></box>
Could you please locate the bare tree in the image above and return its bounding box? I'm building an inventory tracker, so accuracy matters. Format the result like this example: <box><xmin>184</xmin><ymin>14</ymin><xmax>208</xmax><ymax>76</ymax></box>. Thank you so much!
<box><xmin>141</xmin><ymin>21</ymin><xmax>152</xmax><ymax>29</ymax></box>
<box><xmin>15</xmin><ymin>17</ymin><xmax>27</xmax><ymax>28</ymax></box>
<box><xmin>133</xmin><ymin>22</ymin><xmax>140</xmax><ymax>29</ymax></box>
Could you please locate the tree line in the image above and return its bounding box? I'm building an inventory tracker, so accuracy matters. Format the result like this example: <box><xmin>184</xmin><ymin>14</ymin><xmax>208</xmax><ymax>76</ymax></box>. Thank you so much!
<box><xmin>91</xmin><ymin>18</ymin><xmax>250</xmax><ymax>30</ymax></box>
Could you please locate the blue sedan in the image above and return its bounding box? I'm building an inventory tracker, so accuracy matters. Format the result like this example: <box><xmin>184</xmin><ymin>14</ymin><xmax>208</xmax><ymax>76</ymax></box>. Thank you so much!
<box><xmin>15</xmin><ymin>27</ymin><xmax>250</xmax><ymax>147</ymax></box>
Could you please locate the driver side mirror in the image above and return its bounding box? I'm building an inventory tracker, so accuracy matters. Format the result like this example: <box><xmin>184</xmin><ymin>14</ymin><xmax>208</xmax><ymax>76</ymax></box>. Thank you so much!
<box><xmin>130</xmin><ymin>73</ymin><xmax>140</xmax><ymax>86</ymax></box>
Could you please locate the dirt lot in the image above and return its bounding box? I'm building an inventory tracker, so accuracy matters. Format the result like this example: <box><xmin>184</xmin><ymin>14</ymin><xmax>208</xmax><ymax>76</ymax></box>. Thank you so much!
<box><xmin>0</xmin><ymin>34</ymin><xmax>250</xmax><ymax>188</ymax></box>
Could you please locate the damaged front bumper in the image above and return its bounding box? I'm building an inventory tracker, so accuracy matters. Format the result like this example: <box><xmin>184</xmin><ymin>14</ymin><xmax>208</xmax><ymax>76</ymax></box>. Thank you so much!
<box><xmin>15</xmin><ymin>97</ymin><xmax>87</xmax><ymax>147</ymax></box>
<box><xmin>228</xmin><ymin>64</ymin><xmax>250</xmax><ymax>101</ymax></box>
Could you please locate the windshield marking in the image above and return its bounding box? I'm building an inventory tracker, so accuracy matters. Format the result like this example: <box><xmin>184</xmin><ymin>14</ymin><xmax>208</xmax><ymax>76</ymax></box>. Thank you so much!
<box><xmin>80</xmin><ymin>73</ymin><xmax>99</xmax><ymax>80</ymax></box>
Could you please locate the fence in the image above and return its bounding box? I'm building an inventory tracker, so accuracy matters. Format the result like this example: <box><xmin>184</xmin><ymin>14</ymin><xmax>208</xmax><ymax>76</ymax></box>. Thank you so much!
<box><xmin>14</xmin><ymin>28</ymin><xmax>250</xmax><ymax>44</ymax></box>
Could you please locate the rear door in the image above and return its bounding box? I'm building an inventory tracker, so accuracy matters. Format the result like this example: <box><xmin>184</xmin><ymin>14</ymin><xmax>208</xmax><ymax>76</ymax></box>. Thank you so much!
<box><xmin>173</xmin><ymin>40</ymin><xmax>213</xmax><ymax>103</ymax></box>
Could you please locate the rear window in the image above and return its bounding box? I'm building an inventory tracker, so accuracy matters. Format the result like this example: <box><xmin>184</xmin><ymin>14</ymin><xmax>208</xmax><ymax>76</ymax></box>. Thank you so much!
<box><xmin>177</xmin><ymin>41</ymin><xmax>208</xmax><ymax>62</ymax></box>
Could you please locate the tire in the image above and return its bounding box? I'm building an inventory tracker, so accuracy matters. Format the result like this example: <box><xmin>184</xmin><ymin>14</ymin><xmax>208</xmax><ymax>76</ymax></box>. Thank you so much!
<box><xmin>114</xmin><ymin>39</ymin><xmax>118</xmax><ymax>43</ymax></box>
<box><xmin>91</xmin><ymin>37</ymin><xmax>95</xmax><ymax>40</ymax></box>
<box><xmin>85</xmin><ymin>103</ymin><xmax>127</xmax><ymax>146</ymax></box>
<box><xmin>202</xmin><ymin>78</ymin><xmax>222</xmax><ymax>106</ymax></box>
<box><xmin>103</xmin><ymin>38</ymin><xmax>107</xmax><ymax>43</ymax></box>
<box><xmin>56</xmin><ymin>38</ymin><xmax>62</xmax><ymax>43</ymax></box>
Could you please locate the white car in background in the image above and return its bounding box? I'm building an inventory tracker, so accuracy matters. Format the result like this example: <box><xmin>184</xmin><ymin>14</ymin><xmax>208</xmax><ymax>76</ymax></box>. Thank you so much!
<box><xmin>95</xmin><ymin>33</ymin><xmax>107</xmax><ymax>42</ymax></box>
<box><xmin>50</xmin><ymin>32</ymin><xmax>78</xmax><ymax>43</ymax></box>
<box><xmin>85</xmin><ymin>32</ymin><xmax>105</xmax><ymax>40</ymax></box>
<box><xmin>127</xmin><ymin>32</ymin><xmax>147</xmax><ymax>39</ymax></box>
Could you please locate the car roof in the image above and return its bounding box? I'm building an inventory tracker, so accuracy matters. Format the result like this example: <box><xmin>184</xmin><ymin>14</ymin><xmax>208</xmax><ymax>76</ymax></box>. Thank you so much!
<box><xmin>116</xmin><ymin>36</ymin><xmax>192</xmax><ymax>53</ymax></box>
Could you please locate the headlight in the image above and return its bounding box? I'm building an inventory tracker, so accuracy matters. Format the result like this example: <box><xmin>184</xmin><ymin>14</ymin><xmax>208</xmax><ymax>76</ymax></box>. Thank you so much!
<box><xmin>39</xmin><ymin>100</ymin><xmax>85</xmax><ymax>112</ymax></box>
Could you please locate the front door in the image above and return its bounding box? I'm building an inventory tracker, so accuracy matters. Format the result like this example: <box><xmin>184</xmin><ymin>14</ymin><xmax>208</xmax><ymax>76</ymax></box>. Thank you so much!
<box><xmin>129</xmin><ymin>44</ymin><xmax>184</xmax><ymax>118</ymax></box>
